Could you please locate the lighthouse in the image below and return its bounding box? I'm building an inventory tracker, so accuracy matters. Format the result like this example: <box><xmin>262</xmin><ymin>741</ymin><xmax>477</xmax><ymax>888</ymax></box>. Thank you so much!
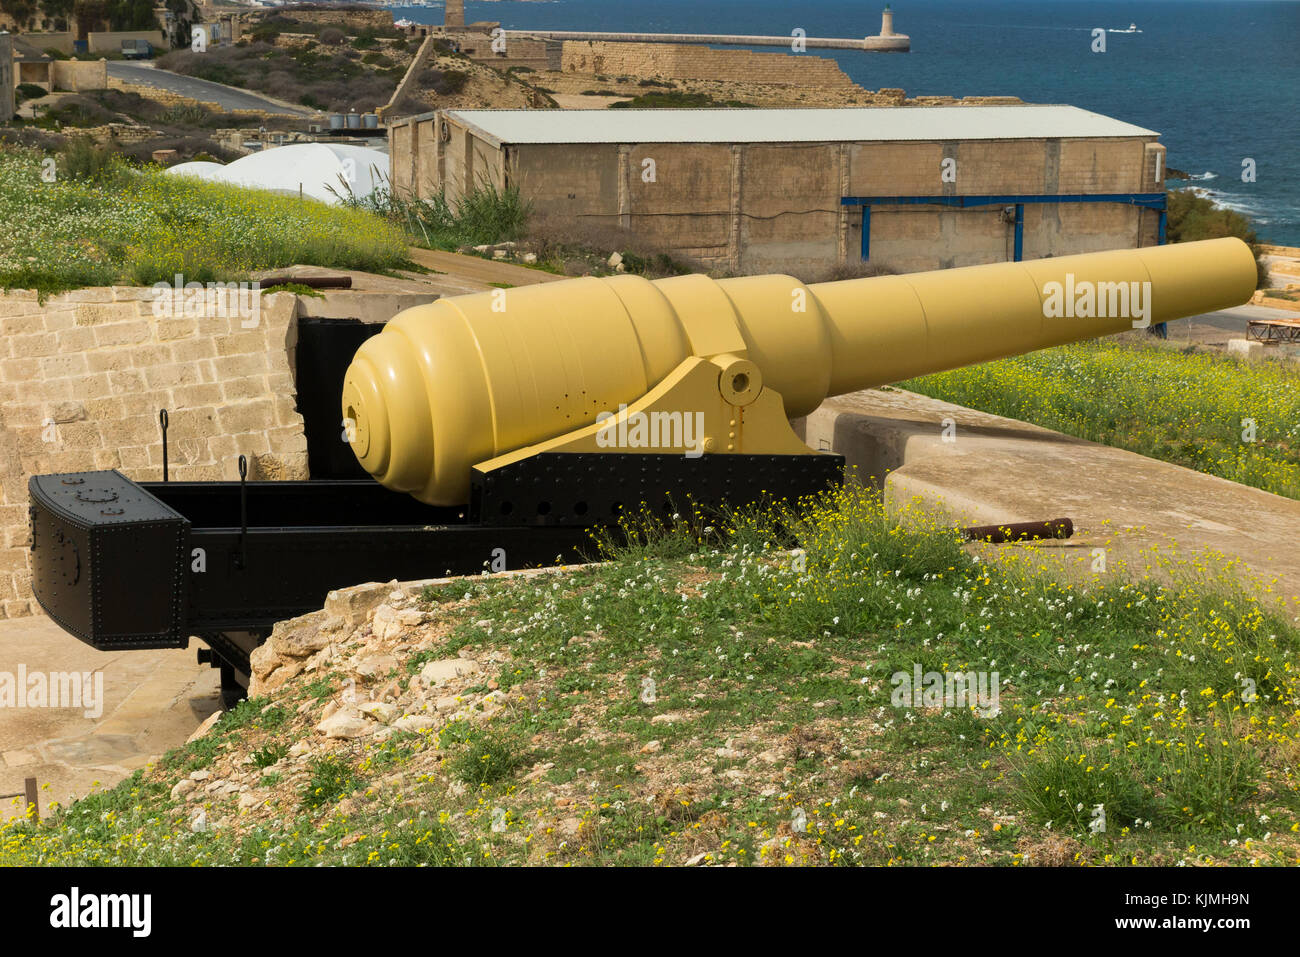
<box><xmin>865</xmin><ymin>5</ymin><xmax>909</xmax><ymax>50</ymax></box>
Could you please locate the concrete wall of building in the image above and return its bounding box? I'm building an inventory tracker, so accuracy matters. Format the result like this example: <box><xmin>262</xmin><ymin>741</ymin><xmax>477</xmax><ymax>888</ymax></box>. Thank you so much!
<box><xmin>87</xmin><ymin>30</ymin><xmax>164</xmax><ymax>53</ymax></box>
<box><xmin>0</xmin><ymin>287</ymin><xmax>309</xmax><ymax>619</ymax></box>
<box><xmin>738</xmin><ymin>143</ymin><xmax>841</xmax><ymax>275</ymax></box>
<box><xmin>392</xmin><ymin>112</ymin><xmax>1162</xmax><ymax>274</ymax></box>
<box><xmin>627</xmin><ymin>143</ymin><xmax>731</xmax><ymax>258</ymax></box>
<box><xmin>415</xmin><ymin>116</ymin><xmax>440</xmax><ymax>197</ymax></box>
<box><xmin>389</xmin><ymin>119</ymin><xmax>415</xmax><ymax>194</ymax></box>
<box><xmin>52</xmin><ymin>57</ymin><xmax>107</xmax><ymax>92</ymax></box>
<box><xmin>560</xmin><ymin>39</ymin><xmax>859</xmax><ymax>89</ymax></box>
<box><xmin>512</xmin><ymin>141</ymin><xmax>620</xmax><ymax>225</ymax></box>
<box><xmin>840</xmin><ymin>135</ymin><xmax>1160</xmax><ymax>271</ymax></box>
<box><xmin>0</xmin><ymin>33</ymin><xmax>13</xmax><ymax>121</ymax></box>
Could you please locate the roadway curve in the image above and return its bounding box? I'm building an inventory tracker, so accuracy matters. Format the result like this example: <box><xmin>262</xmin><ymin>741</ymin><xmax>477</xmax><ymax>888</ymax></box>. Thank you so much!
<box><xmin>107</xmin><ymin>61</ymin><xmax>316</xmax><ymax>117</ymax></box>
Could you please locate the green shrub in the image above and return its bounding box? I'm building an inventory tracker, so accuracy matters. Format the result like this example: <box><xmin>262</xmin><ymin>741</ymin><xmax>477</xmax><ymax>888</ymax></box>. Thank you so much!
<box><xmin>57</xmin><ymin>136</ymin><xmax>120</xmax><ymax>182</ymax></box>
<box><xmin>448</xmin><ymin>725</ymin><xmax>526</xmax><ymax>786</ymax></box>
<box><xmin>16</xmin><ymin>83</ymin><xmax>49</xmax><ymax>103</ymax></box>
<box><xmin>351</xmin><ymin>181</ymin><xmax>531</xmax><ymax>251</ymax></box>
<box><xmin>252</xmin><ymin>743</ymin><xmax>288</xmax><ymax>768</ymax></box>
<box><xmin>300</xmin><ymin>755</ymin><xmax>360</xmax><ymax>809</ymax></box>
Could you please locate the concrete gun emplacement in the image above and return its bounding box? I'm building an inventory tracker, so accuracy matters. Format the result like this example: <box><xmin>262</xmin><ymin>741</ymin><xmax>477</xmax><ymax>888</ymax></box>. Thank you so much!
<box><xmin>28</xmin><ymin>238</ymin><xmax>1257</xmax><ymax>703</ymax></box>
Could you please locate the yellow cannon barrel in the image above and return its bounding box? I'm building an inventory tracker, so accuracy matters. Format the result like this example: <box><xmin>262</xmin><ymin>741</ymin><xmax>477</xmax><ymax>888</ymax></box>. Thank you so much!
<box><xmin>342</xmin><ymin>237</ymin><xmax>1257</xmax><ymax>505</ymax></box>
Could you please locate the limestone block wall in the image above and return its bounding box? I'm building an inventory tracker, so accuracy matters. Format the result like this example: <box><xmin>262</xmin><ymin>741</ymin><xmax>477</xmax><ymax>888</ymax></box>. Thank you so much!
<box><xmin>81</xmin><ymin>123</ymin><xmax>160</xmax><ymax>145</ymax></box>
<box><xmin>560</xmin><ymin>40</ymin><xmax>860</xmax><ymax>90</ymax></box>
<box><xmin>0</xmin><ymin>287</ymin><xmax>308</xmax><ymax>619</ymax></box>
<box><xmin>379</xmin><ymin>33</ymin><xmax>435</xmax><ymax>120</ymax></box>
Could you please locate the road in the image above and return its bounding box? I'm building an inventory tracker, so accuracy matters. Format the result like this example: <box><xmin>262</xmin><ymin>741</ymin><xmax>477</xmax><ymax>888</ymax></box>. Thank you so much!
<box><xmin>108</xmin><ymin>61</ymin><xmax>315</xmax><ymax>117</ymax></box>
<box><xmin>407</xmin><ymin>247</ymin><xmax>566</xmax><ymax>287</ymax></box>
<box><xmin>1172</xmin><ymin>303</ymin><xmax>1295</xmax><ymax>344</ymax></box>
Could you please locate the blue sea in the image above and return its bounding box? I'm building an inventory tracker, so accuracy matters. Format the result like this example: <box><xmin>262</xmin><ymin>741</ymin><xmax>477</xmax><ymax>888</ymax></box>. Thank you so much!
<box><xmin>385</xmin><ymin>0</ymin><xmax>1300</xmax><ymax>245</ymax></box>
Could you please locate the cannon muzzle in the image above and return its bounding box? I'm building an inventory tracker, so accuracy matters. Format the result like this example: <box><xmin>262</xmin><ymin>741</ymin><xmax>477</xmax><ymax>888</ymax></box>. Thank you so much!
<box><xmin>343</xmin><ymin>238</ymin><xmax>1256</xmax><ymax>505</ymax></box>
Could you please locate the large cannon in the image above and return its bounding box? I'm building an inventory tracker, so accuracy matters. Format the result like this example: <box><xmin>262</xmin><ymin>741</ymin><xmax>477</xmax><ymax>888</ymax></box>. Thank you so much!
<box><xmin>27</xmin><ymin>239</ymin><xmax>1258</xmax><ymax>703</ymax></box>
<box><xmin>342</xmin><ymin>237</ymin><xmax>1254</xmax><ymax>508</ymax></box>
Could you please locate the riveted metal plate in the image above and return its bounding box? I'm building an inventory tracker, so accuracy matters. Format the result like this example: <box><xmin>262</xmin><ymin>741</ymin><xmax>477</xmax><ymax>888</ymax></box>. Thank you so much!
<box><xmin>29</xmin><ymin>470</ymin><xmax>189</xmax><ymax>650</ymax></box>
<box><xmin>471</xmin><ymin>452</ymin><xmax>844</xmax><ymax>527</ymax></box>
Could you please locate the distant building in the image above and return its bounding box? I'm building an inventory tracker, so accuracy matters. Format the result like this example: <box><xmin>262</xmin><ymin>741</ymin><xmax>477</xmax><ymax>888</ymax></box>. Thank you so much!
<box><xmin>388</xmin><ymin>105</ymin><xmax>1169</xmax><ymax>275</ymax></box>
<box><xmin>10</xmin><ymin>37</ymin><xmax>55</xmax><ymax>94</ymax></box>
<box><xmin>0</xmin><ymin>33</ymin><xmax>12</xmax><ymax>122</ymax></box>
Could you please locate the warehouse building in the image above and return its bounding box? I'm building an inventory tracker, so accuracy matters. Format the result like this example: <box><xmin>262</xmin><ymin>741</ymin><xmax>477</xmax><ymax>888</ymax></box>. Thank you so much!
<box><xmin>388</xmin><ymin>106</ymin><xmax>1168</xmax><ymax>275</ymax></box>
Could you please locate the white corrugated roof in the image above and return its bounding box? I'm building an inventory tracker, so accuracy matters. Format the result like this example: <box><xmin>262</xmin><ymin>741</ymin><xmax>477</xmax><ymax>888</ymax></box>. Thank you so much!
<box><xmin>446</xmin><ymin>106</ymin><xmax>1157</xmax><ymax>146</ymax></box>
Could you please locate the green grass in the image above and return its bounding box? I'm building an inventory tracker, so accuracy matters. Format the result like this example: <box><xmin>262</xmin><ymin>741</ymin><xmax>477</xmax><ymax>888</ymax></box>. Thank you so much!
<box><xmin>899</xmin><ymin>339</ymin><xmax>1300</xmax><ymax>500</ymax></box>
<box><xmin>0</xmin><ymin>146</ymin><xmax>411</xmax><ymax>298</ymax></box>
<box><xmin>347</xmin><ymin>181</ymin><xmax>531</xmax><ymax>252</ymax></box>
<box><xmin>446</xmin><ymin>724</ymin><xmax>528</xmax><ymax>787</ymax></box>
<box><xmin>4</xmin><ymin>485</ymin><xmax>1298</xmax><ymax>866</ymax></box>
<box><xmin>300</xmin><ymin>755</ymin><xmax>362</xmax><ymax>810</ymax></box>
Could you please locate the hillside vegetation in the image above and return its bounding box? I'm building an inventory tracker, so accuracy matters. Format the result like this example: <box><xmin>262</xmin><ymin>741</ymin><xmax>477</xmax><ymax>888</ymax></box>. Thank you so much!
<box><xmin>4</xmin><ymin>487</ymin><xmax>1298</xmax><ymax>866</ymax></box>
<box><xmin>158</xmin><ymin>37</ymin><xmax>408</xmax><ymax>114</ymax></box>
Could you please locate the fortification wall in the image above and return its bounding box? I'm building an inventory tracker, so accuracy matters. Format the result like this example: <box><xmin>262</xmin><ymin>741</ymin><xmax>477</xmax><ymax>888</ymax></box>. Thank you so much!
<box><xmin>379</xmin><ymin>33</ymin><xmax>435</xmax><ymax>119</ymax></box>
<box><xmin>560</xmin><ymin>40</ymin><xmax>860</xmax><ymax>90</ymax></box>
<box><xmin>0</xmin><ymin>287</ymin><xmax>308</xmax><ymax>619</ymax></box>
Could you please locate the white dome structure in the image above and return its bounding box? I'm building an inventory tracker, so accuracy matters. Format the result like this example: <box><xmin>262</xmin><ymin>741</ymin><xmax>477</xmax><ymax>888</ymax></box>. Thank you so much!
<box><xmin>167</xmin><ymin>143</ymin><xmax>390</xmax><ymax>205</ymax></box>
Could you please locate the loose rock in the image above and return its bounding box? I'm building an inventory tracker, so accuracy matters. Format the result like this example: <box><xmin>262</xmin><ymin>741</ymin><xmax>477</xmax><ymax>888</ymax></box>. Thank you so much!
<box><xmin>316</xmin><ymin>708</ymin><xmax>372</xmax><ymax>740</ymax></box>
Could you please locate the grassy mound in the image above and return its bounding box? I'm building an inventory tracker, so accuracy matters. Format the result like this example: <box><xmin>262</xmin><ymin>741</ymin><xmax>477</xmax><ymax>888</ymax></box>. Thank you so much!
<box><xmin>901</xmin><ymin>340</ymin><xmax>1300</xmax><ymax>501</ymax></box>
<box><xmin>4</xmin><ymin>486</ymin><xmax>1298</xmax><ymax>867</ymax></box>
<box><xmin>0</xmin><ymin>146</ymin><xmax>411</xmax><ymax>297</ymax></box>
